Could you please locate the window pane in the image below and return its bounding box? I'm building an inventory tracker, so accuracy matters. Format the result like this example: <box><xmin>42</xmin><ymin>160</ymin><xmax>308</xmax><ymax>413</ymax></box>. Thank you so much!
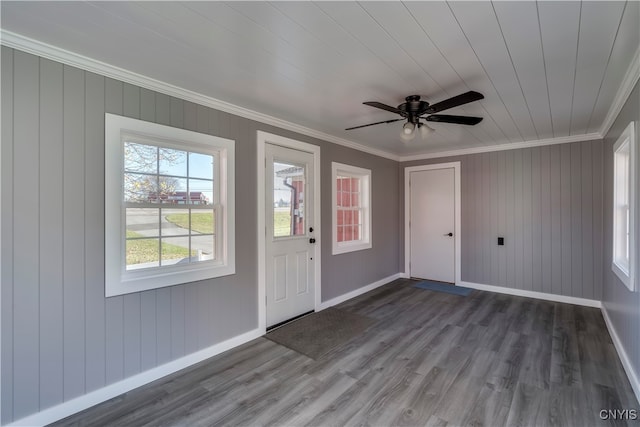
<box><xmin>351</xmin><ymin>191</ymin><xmax>360</xmax><ymax>208</ymax></box>
<box><xmin>626</xmin><ymin>208</ymin><xmax>630</xmax><ymax>259</ymax></box>
<box><xmin>126</xmin><ymin>238</ymin><xmax>159</xmax><ymax>270</ymax></box>
<box><xmin>160</xmin><ymin>237</ymin><xmax>194</xmax><ymax>266</ymax></box>
<box><xmin>125</xmin><ymin>173</ymin><xmax>157</xmax><ymax>203</ymax></box>
<box><xmin>190</xmin><ymin>209</ymin><xmax>215</xmax><ymax>235</ymax></box>
<box><xmin>344</xmin><ymin>225</ymin><xmax>353</xmax><ymax>242</ymax></box>
<box><xmin>126</xmin><ymin>208</ymin><xmax>159</xmax><ymax>237</ymax></box>
<box><xmin>344</xmin><ymin>210</ymin><xmax>353</xmax><ymax>226</ymax></box>
<box><xmin>337</xmin><ymin>225</ymin><xmax>344</xmax><ymax>243</ymax></box>
<box><xmin>189</xmin><ymin>152</ymin><xmax>214</xmax><ymax>179</ymax></box>
<box><xmin>189</xmin><ymin>179</ymin><xmax>213</xmax><ymax>205</ymax></box>
<box><xmin>192</xmin><ymin>235</ymin><xmax>215</xmax><ymax>262</ymax></box>
<box><xmin>341</xmin><ymin>177</ymin><xmax>351</xmax><ymax>192</ymax></box>
<box><xmin>351</xmin><ymin>177</ymin><xmax>360</xmax><ymax>192</ymax></box>
<box><xmin>124</xmin><ymin>142</ymin><xmax>157</xmax><ymax>173</ymax></box>
<box><xmin>274</xmin><ymin>162</ymin><xmax>305</xmax><ymax>237</ymax></box>
<box><xmin>161</xmin><ymin>208</ymin><xmax>190</xmax><ymax>237</ymax></box>
<box><xmin>159</xmin><ymin>177</ymin><xmax>187</xmax><ymax>204</ymax></box>
<box><xmin>159</xmin><ymin>148</ymin><xmax>187</xmax><ymax>176</ymax></box>
<box><xmin>274</xmin><ymin>208</ymin><xmax>292</xmax><ymax>237</ymax></box>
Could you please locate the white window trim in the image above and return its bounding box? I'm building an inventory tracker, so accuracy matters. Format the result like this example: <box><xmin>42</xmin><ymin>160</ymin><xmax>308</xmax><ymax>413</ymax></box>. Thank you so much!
<box><xmin>611</xmin><ymin>121</ymin><xmax>636</xmax><ymax>292</ymax></box>
<box><xmin>105</xmin><ymin>113</ymin><xmax>235</xmax><ymax>297</ymax></box>
<box><xmin>331</xmin><ymin>162</ymin><xmax>372</xmax><ymax>255</ymax></box>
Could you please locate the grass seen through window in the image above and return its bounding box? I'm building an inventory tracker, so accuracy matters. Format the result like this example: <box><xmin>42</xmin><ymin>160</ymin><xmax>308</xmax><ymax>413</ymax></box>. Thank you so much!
<box><xmin>165</xmin><ymin>212</ymin><xmax>215</xmax><ymax>234</ymax></box>
<box><xmin>125</xmin><ymin>230</ymin><xmax>195</xmax><ymax>265</ymax></box>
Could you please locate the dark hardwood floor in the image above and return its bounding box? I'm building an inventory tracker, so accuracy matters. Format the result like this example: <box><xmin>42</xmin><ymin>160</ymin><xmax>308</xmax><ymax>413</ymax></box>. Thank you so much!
<box><xmin>51</xmin><ymin>279</ymin><xmax>639</xmax><ymax>426</ymax></box>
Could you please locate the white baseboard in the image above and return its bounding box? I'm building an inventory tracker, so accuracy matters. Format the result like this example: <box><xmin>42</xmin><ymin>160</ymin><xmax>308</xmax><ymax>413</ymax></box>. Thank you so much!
<box><xmin>600</xmin><ymin>304</ymin><xmax>640</xmax><ymax>404</ymax></box>
<box><xmin>459</xmin><ymin>281</ymin><xmax>601</xmax><ymax>308</ymax></box>
<box><xmin>318</xmin><ymin>272</ymin><xmax>403</xmax><ymax>310</ymax></box>
<box><xmin>7</xmin><ymin>328</ymin><xmax>263</xmax><ymax>427</ymax></box>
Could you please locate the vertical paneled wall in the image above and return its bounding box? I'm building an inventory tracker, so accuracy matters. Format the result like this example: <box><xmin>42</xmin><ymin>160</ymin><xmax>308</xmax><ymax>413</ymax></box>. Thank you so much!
<box><xmin>0</xmin><ymin>48</ymin><xmax>252</xmax><ymax>422</ymax></box>
<box><xmin>0</xmin><ymin>47</ymin><xmax>400</xmax><ymax>424</ymax></box>
<box><xmin>402</xmin><ymin>138</ymin><xmax>604</xmax><ymax>300</ymax></box>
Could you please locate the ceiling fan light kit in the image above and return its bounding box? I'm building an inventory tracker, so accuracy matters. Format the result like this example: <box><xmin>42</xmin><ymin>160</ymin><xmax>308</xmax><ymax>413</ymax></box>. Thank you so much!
<box><xmin>403</xmin><ymin>121</ymin><xmax>416</xmax><ymax>135</ymax></box>
<box><xmin>400</xmin><ymin>121</ymin><xmax>435</xmax><ymax>142</ymax></box>
<box><xmin>346</xmin><ymin>91</ymin><xmax>485</xmax><ymax>142</ymax></box>
<box><xmin>419</xmin><ymin>123</ymin><xmax>435</xmax><ymax>139</ymax></box>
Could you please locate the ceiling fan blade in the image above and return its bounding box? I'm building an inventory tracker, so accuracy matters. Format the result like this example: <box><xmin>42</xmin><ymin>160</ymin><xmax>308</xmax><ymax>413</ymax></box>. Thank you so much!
<box><xmin>363</xmin><ymin>101</ymin><xmax>403</xmax><ymax>115</ymax></box>
<box><xmin>425</xmin><ymin>91</ymin><xmax>484</xmax><ymax>114</ymax></box>
<box><xmin>425</xmin><ymin>114</ymin><xmax>483</xmax><ymax>125</ymax></box>
<box><xmin>345</xmin><ymin>118</ymin><xmax>403</xmax><ymax>130</ymax></box>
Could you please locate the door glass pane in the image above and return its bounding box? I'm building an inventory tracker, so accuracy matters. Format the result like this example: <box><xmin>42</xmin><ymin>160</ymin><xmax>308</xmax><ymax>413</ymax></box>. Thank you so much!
<box><xmin>273</xmin><ymin>161</ymin><xmax>305</xmax><ymax>237</ymax></box>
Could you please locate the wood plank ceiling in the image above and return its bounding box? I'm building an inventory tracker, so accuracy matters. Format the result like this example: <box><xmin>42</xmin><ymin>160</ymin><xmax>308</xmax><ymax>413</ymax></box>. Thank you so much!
<box><xmin>1</xmin><ymin>1</ymin><xmax>638</xmax><ymax>158</ymax></box>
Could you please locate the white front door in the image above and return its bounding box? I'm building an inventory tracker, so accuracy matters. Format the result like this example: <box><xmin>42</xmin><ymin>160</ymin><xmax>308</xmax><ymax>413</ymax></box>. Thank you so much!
<box><xmin>265</xmin><ymin>143</ymin><xmax>316</xmax><ymax>327</ymax></box>
<box><xmin>409</xmin><ymin>167</ymin><xmax>456</xmax><ymax>282</ymax></box>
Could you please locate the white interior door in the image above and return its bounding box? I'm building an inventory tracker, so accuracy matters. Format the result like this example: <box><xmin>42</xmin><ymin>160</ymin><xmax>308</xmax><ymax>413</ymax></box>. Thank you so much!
<box><xmin>409</xmin><ymin>168</ymin><xmax>456</xmax><ymax>282</ymax></box>
<box><xmin>265</xmin><ymin>143</ymin><xmax>316</xmax><ymax>327</ymax></box>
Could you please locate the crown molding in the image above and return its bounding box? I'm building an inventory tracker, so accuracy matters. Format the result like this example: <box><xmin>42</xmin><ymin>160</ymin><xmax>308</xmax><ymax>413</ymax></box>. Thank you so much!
<box><xmin>398</xmin><ymin>132</ymin><xmax>602</xmax><ymax>162</ymax></box>
<box><xmin>0</xmin><ymin>30</ymin><xmax>399</xmax><ymax>162</ymax></box>
<box><xmin>599</xmin><ymin>45</ymin><xmax>640</xmax><ymax>139</ymax></box>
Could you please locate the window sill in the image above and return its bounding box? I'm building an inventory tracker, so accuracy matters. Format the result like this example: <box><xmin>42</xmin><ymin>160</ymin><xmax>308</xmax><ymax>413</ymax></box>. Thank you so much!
<box><xmin>612</xmin><ymin>261</ymin><xmax>634</xmax><ymax>292</ymax></box>
<box><xmin>332</xmin><ymin>241</ymin><xmax>372</xmax><ymax>255</ymax></box>
<box><xmin>106</xmin><ymin>262</ymin><xmax>236</xmax><ymax>297</ymax></box>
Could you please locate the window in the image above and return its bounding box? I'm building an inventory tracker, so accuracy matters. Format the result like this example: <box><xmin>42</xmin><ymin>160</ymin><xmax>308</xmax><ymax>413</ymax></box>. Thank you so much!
<box><xmin>612</xmin><ymin>121</ymin><xmax>636</xmax><ymax>291</ymax></box>
<box><xmin>332</xmin><ymin>162</ymin><xmax>371</xmax><ymax>254</ymax></box>
<box><xmin>105</xmin><ymin>114</ymin><xmax>235</xmax><ymax>297</ymax></box>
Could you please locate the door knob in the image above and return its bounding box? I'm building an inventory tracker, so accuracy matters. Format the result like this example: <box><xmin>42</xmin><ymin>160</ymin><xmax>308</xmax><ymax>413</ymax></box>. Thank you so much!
<box><xmin>309</xmin><ymin>238</ymin><xmax>316</xmax><ymax>244</ymax></box>
<box><xmin>444</xmin><ymin>232</ymin><xmax>453</xmax><ymax>237</ymax></box>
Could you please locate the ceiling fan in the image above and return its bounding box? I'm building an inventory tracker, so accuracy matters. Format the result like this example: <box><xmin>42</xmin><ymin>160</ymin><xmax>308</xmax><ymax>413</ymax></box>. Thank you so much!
<box><xmin>345</xmin><ymin>91</ymin><xmax>484</xmax><ymax>140</ymax></box>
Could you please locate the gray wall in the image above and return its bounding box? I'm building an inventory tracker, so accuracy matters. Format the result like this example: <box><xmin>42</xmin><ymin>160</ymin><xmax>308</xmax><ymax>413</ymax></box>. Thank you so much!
<box><xmin>602</xmin><ymin>80</ymin><xmax>640</xmax><ymax>386</ymax></box>
<box><xmin>0</xmin><ymin>47</ymin><xmax>399</xmax><ymax>423</ymax></box>
<box><xmin>401</xmin><ymin>138</ymin><xmax>604</xmax><ymax>300</ymax></box>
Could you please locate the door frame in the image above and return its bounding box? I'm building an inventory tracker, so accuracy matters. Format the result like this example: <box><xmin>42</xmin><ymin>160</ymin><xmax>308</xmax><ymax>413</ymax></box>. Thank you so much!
<box><xmin>257</xmin><ymin>131</ymin><xmax>321</xmax><ymax>333</ymax></box>
<box><xmin>404</xmin><ymin>162</ymin><xmax>461</xmax><ymax>283</ymax></box>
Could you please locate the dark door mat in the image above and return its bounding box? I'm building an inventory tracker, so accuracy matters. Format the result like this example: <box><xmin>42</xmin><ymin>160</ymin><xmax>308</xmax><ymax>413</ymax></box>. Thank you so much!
<box><xmin>266</xmin><ymin>307</ymin><xmax>376</xmax><ymax>360</ymax></box>
<box><xmin>413</xmin><ymin>280</ymin><xmax>473</xmax><ymax>296</ymax></box>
